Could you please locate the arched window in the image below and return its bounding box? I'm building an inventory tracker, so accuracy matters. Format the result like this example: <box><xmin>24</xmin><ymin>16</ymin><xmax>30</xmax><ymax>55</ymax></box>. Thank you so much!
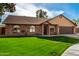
<box><xmin>30</xmin><ymin>26</ymin><xmax>35</xmax><ymax>32</ymax></box>
<box><xmin>13</xmin><ymin>25</ymin><xmax>20</xmax><ymax>32</ymax></box>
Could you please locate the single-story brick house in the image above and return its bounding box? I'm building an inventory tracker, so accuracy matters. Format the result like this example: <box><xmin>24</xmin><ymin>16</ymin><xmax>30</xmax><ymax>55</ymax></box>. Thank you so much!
<box><xmin>2</xmin><ymin>14</ymin><xmax>77</xmax><ymax>36</ymax></box>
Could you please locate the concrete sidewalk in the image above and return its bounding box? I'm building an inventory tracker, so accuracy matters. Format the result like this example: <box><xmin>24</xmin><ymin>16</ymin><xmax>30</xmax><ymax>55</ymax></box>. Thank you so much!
<box><xmin>61</xmin><ymin>34</ymin><xmax>79</xmax><ymax>39</ymax></box>
<box><xmin>62</xmin><ymin>43</ymin><xmax>79</xmax><ymax>56</ymax></box>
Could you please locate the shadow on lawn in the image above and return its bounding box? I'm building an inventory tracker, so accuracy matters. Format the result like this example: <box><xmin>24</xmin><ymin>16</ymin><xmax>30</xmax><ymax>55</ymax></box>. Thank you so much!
<box><xmin>0</xmin><ymin>35</ymin><xmax>79</xmax><ymax>44</ymax></box>
<box><xmin>37</xmin><ymin>36</ymin><xmax>79</xmax><ymax>44</ymax></box>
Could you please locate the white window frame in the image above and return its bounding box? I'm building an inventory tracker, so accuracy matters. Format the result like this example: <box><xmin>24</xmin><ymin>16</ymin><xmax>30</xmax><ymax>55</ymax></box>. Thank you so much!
<box><xmin>30</xmin><ymin>25</ymin><xmax>35</xmax><ymax>32</ymax></box>
<box><xmin>13</xmin><ymin>25</ymin><xmax>20</xmax><ymax>33</ymax></box>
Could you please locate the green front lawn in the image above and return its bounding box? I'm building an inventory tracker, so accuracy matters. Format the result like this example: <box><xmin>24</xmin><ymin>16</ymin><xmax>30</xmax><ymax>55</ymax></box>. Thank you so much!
<box><xmin>0</xmin><ymin>36</ymin><xmax>78</xmax><ymax>56</ymax></box>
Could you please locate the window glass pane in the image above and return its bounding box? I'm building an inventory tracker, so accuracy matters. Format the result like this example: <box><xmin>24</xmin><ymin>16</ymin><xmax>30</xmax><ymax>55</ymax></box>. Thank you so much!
<box><xmin>33</xmin><ymin>29</ymin><xmax>35</xmax><ymax>32</ymax></box>
<box><xmin>50</xmin><ymin>28</ymin><xmax>54</xmax><ymax>31</ymax></box>
<box><xmin>50</xmin><ymin>26</ymin><xmax>55</xmax><ymax>32</ymax></box>
<box><xmin>30</xmin><ymin>26</ymin><xmax>35</xmax><ymax>32</ymax></box>
<box><xmin>30</xmin><ymin>29</ymin><xmax>33</xmax><ymax>32</ymax></box>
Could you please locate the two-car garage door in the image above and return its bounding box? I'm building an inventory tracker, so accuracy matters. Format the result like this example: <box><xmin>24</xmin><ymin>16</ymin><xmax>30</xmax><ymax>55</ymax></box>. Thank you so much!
<box><xmin>59</xmin><ymin>26</ymin><xmax>74</xmax><ymax>34</ymax></box>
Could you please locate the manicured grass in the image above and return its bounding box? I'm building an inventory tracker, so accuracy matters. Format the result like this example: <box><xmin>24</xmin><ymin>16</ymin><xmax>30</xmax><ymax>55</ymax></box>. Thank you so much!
<box><xmin>0</xmin><ymin>36</ymin><xmax>78</xmax><ymax>56</ymax></box>
<box><xmin>38</xmin><ymin>36</ymin><xmax>79</xmax><ymax>44</ymax></box>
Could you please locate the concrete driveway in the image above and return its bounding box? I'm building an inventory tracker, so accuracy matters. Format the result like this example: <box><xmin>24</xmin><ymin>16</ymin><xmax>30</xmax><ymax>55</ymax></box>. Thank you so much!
<box><xmin>61</xmin><ymin>34</ymin><xmax>79</xmax><ymax>56</ymax></box>
<box><xmin>62</xmin><ymin>43</ymin><xmax>79</xmax><ymax>56</ymax></box>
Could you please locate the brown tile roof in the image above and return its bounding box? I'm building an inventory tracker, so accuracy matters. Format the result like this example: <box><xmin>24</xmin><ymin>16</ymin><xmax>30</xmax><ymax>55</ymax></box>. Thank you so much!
<box><xmin>3</xmin><ymin>14</ymin><xmax>77</xmax><ymax>26</ymax></box>
<box><xmin>3</xmin><ymin>15</ymin><xmax>48</xmax><ymax>25</ymax></box>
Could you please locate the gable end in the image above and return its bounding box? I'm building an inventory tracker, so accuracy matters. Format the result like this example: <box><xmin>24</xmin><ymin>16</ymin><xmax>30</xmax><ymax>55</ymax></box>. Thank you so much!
<box><xmin>48</xmin><ymin>14</ymin><xmax>77</xmax><ymax>26</ymax></box>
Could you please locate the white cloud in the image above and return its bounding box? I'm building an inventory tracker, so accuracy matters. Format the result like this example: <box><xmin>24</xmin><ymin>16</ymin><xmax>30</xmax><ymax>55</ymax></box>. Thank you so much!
<box><xmin>12</xmin><ymin>3</ymin><xmax>38</xmax><ymax>17</ymax></box>
<box><xmin>13</xmin><ymin>3</ymin><xmax>64</xmax><ymax>18</ymax></box>
<box><xmin>1</xmin><ymin>3</ymin><xmax>64</xmax><ymax>22</ymax></box>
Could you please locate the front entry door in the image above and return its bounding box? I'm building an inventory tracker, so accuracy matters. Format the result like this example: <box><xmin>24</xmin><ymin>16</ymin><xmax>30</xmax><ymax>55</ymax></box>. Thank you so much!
<box><xmin>44</xmin><ymin>24</ymin><xmax>49</xmax><ymax>35</ymax></box>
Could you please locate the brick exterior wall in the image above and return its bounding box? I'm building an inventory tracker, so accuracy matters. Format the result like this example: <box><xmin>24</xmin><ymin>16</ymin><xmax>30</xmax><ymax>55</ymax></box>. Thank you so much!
<box><xmin>5</xmin><ymin>24</ymin><xmax>42</xmax><ymax>35</ymax></box>
<box><xmin>4</xmin><ymin>24</ymin><xmax>76</xmax><ymax>36</ymax></box>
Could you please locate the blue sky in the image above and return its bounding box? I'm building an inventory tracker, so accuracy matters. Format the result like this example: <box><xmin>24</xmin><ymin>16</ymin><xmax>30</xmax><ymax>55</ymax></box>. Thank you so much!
<box><xmin>2</xmin><ymin>3</ymin><xmax>79</xmax><ymax>22</ymax></box>
<box><xmin>34</xmin><ymin>3</ymin><xmax>79</xmax><ymax>19</ymax></box>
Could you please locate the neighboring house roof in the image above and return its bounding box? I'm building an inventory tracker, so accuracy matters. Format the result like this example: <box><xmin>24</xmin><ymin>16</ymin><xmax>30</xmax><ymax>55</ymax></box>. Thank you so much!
<box><xmin>76</xmin><ymin>24</ymin><xmax>79</xmax><ymax>28</ymax></box>
<box><xmin>3</xmin><ymin>14</ymin><xmax>77</xmax><ymax>26</ymax></box>
<box><xmin>0</xmin><ymin>23</ymin><xmax>5</xmax><ymax>27</ymax></box>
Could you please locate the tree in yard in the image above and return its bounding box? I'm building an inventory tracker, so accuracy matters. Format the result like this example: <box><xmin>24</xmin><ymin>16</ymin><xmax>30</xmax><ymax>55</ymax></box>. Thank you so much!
<box><xmin>0</xmin><ymin>3</ymin><xmax>16</xmax><ymax>22</ymax></box>
<box><xmin>36</xmin><ymin>9</ymin><xmax>48</xmax><ymax>18</ymax></box>
<box><xmin>73</xmin><ymin>18</ymin><xmax>79</xmax><ymax>25</ymax></box>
